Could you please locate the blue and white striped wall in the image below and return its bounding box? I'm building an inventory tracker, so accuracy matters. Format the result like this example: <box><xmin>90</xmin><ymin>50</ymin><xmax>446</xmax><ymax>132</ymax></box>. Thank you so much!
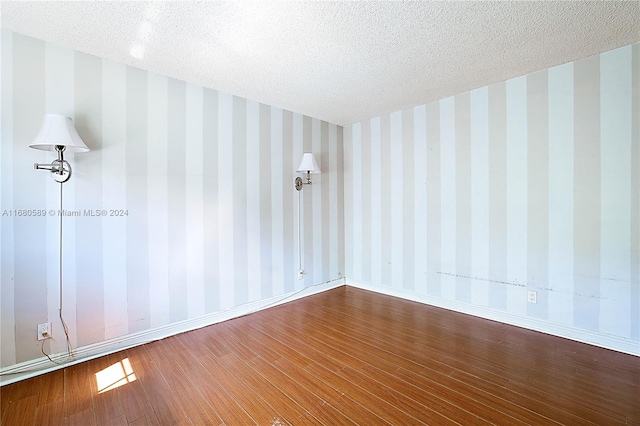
<box><xmin>0</xmin><ymin>29</ymin><xmax>345</xmax><ymax>373</ymax></box>
<box><xmin>344</xmin><ymin>44</ymin><xmax>640</xmax><ymax>355</ymax></box>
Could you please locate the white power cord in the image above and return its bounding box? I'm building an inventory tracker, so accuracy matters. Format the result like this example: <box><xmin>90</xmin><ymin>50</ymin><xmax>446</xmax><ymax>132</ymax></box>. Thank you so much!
<box><xmin>57</xmin><ymin>182</ymin><xmax>74</xmax><ymax>358</ymax></box>
<box><xmin>297</xmin><ymin>190</ymin><xmax>301</xmax><ymax>271</ymax></box>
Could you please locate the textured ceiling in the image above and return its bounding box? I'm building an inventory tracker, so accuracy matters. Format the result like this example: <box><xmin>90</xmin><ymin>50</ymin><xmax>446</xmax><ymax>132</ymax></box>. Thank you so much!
<box><xmin>2</xmin><ymin>1</ymin><xmax>639</xmax><ymax>126</ymax></box>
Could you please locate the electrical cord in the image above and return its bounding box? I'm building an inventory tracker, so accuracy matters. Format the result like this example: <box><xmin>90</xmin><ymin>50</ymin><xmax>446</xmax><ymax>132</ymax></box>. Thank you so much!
<box><xmin>57</xmin><ymin>182</ymin><xmax>74</xmax><ymax>358</ymax></box>
<box><xmin>40</xmin><ymin>339</ymin><xmax>64</xmax><ymax>365</ymax></box>
<box><xmin>297</xmin><ymin>189</ymin><xmax>302</xmax><ymax>273</ymax></box>
<box><xmin>243</xmin><ymin>276</ymin><xmax>345</xmax><ymax>318</ymax></box>
<box><xmin>37</xmin><ymin>183</ymin><xmax>74</xmax><ymax>364</ymax></box>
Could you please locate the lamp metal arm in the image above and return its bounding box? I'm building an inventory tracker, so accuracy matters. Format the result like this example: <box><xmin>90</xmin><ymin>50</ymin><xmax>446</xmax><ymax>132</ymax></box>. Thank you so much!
<box><xmin>33</xmin><ymin>146</ymin><xmax>72</xmax><ymax>183</ymax></box>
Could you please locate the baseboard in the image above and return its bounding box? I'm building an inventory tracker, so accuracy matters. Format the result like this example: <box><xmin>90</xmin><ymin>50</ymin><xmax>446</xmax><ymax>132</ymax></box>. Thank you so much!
<box><xmin>346</xmin><ymin>280</ymin><xmax>640</xmax><ymax>357</ymax></box>
<box><xmin>0</xmin><ymin>278</ymin><xmax>345</xmax><ymax>386</ymax></box>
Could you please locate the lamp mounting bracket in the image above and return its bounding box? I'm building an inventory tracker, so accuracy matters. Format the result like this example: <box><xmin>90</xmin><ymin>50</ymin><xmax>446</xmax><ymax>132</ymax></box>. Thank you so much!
<box><xmin>34</xmin><ymin>145</ymin><xmax>72</xmax><ymax>183</ymax></box>
<box><xmin>295</xmin><ymin>171</ymin><xmax>314</xmax><ymax>191</ymax></box>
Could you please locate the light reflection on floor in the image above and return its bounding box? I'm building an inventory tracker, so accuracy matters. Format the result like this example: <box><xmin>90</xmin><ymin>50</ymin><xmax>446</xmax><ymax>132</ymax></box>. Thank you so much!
<box><xmin>95</xmin><ymin>357</ymin><xmax>137</xmax><ymax>394</ymax></box>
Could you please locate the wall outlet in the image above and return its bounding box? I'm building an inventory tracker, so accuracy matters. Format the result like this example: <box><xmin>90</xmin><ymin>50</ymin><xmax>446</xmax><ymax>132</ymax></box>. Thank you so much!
<box><xmin>37</xmin><ymin>322</ymin><xmax>52</xmax><ymax>341</ymax></box>
<box><xmin>527</xmin><ymin>291</ymin><xmax>537</xmax><ymax>304</ymax></box>
<box><xmin>297</xmin><ymin>269</ymin><xmax>305</xmax><ymax>280</ymax></box>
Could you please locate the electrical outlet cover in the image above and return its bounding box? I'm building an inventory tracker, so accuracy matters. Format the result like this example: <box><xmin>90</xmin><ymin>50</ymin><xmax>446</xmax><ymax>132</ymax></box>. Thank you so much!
<box><xmin>37</xmin><ymin>322</ymin><xmax>52</xmax><ymax>340</ymax></box>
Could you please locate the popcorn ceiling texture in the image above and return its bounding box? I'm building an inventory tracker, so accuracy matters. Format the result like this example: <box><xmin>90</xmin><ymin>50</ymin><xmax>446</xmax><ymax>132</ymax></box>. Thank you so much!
<box><xmin>1</xmin><ymin>1</ymin><xmax>639</xmax><ymax>125</ymax></box>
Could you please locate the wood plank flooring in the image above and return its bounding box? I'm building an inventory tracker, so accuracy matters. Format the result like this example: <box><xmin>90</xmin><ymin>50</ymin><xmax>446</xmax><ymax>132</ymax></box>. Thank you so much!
<box><xmin>1</xmin><ymin>286</ymin><xmax>639</xmax><ymax>425</ymax></box>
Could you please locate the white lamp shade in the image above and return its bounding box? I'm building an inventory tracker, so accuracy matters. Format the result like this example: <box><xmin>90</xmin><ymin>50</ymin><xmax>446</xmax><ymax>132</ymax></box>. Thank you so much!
<box><xmin>297</xmin><ymin>153</ymin><xmax>320</xmax><ymax>174</ymax></box>
<box><xmin>29</xmin><ymin>114</ymin><xmax>89</xmax><ymax>152</ymax></box>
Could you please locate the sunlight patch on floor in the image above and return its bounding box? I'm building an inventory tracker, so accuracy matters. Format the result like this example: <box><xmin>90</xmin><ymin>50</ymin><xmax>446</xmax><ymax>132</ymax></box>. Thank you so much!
<box><xmin>95</xmin><ymin>358</ymin><xmax>137</xmax><ymax>394</ymax></box>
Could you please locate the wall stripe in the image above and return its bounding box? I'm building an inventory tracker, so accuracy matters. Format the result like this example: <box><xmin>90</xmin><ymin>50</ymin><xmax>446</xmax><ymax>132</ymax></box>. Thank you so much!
<box><xmin>295</xmin><ymin>113</ymin><xmax>306</xmax><ymax>289</ymax></box>
<box><xmin>413</xmin><ymin>105</ymin><xmax>427</xmax><ymax>295</ymax></box>
<box><xmin>547</xmin><ymin>63</ymin><xmax>574</xmax><ymax>325</ymax></box>
<box><xmin>329</xmin><ymin>122</ymin><xmax>340</xmax><ymax>279</ymax></box>
<box><xmin>246</xmin><ymin>99</ymin><xmax>261</xmax><ymax>302</ymax></box>
<box><xmin>470</xmin><ymin>87</ymin><xmax>489</xmax><ymax>307</ymax></box>
<box><xmin>370</xmin><ymin>117</ymin><xmax>382</xmax><ymax>287</ymax></box>
<box><xmin>232</xmin><ymin>96</ymin><xmax>248</xmax><ymax>303</ymax></box>
<box><xmin>282</xmin><ymin>111</ymin><xmax>294</xmax><ymax>293</ymax></box>
<box><xmin>573</xmin><ymin>54</ymin><xmax>600</xmax><ymax>332</ymax></box>
<box><xmin>320</xmin><ymin>121</ymin><xmax>331</xmax><ymax>283</ymax></box>
<box><xmin>168</xmin><ymin>80</ymin><xmax>191</xmax><ymax>320</ymax></box>
<box><xmin>402</xmin><ymin>109</ymin><xmax>415</xmax><ymax>292</ymax></box>
<box><xmin>455</xmin><ymin>93</ymin><xmax>471</xmax><ymax>303</ymax></box>
<box><xmin>13</xmin><ymin>33</ymin><xmax>47</xmax><ymax>363</ymax></box>
<box><xmin>185</xmin><ymin>83</ymin><xmax>205</xmax><ymax>316</ymax></box>
<box><xmin>1</xmin><ymin>28</ymin><xmax>17</xmax><ymax>367</ymax></box>
<box><xmin>312</xmin><ymin>117</ymin><xmax>323</xmax><ymax>285</ymax></box>
<box><xmin>506</xmin><ymin>75</ymin><xmax>527</xmax><ymax>315</ymax></box>
<box><xmin>202</xmin><ymin>88</ymin><xmax>220</xmax><ymax>309</ymax></box>
<box><xmin>336</xmin><ymin>124</ymin><xmax>345</xmax><ymax>279</ymax></box>
<box><xmin>102</xmin><ymin>59</ymin><xmax>128</xmax><ymax>338</ymax></box>
<box><xmin>488</xmin><ymin>81</ymin><xmax>507</xmax><ymax>311</ymax></box>
<box><xmin>217</xmin><ymin>92</ymin><xmax>234</xmax><ymax>308</ymax></box>
<box><xmin>351</xmin><ymin>123</ymin><xmax>362</xmax><ymax>283</ymax></box>
<box><xmin>440</xmin><ymin>97</ymin><xmax>456</xmax><ymax>300</ymax></box>
<box><xmin>599</xmin><ymin>46</ymin><xmax>632</xmax><ymax>337</ymax></box>
<box><xmin>631</xmin><ymin>44</ymin><xmax>640</xmax><ymax>342</ymax></box>
<box><xmin>259</xmin><ymin>103</ymin><xmax>273</xmax><ymax>299</ymax></box>
<box><xmin>360</xmin><ymin>120</ymin><xmax>371</xmax><ymax>285</ymax></box>
<box><xmin>527</xmin><ymin>69</ymin><xmax>549</xmax><ymax>320</ymax></box>
<box><xmin>127</xmin><ymin>66</ymin><xmax>150</xmax><ymax>331</ymax></box>
<box><xmin>425</xmin><ymin>102</ymin><xmax>441</xmax><ymax>297</ymax></box>
<box><xmin>148</xmin><ymin>73</ymin><xmax>170</xmax><ymax>327</ymax></box>
<box><xmin>390</xmin><ymin>111</ymin><xmax>403</xmax><ymax>290</ymax></box>
<box><xmin>547</xmin><ymin>62</ymin><xmax>574</xmax><ymax>326</ymax></box>
<box><xmin>380</xmin><ymin>115</ymin><xmax>391</xmax><ymax>287</ymax></box>
<box><xmin>300</xmin><ymin>114</ymin><xmax>311</xmax><ymax>288</ymax></box>
<box><xmin>271</xmin><ymin>107</ymin><xmax>284</xmax><ymax>296</ymax></box>
<box><xmin>75</xmin><ymin>52</ymin><xmax>104</xmax><ymax>345</ymax></box>
<box><xmin>343</xmin><ymin>122</ymin><xmax>353</xmax><ymax>281</ymax></box>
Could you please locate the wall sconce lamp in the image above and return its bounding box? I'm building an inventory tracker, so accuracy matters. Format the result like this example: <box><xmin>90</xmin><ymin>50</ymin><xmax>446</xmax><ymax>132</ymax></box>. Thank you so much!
<box><xmin>29</xmin><ymin>114</ymin><xmax>89</xmax><ymax>361</ymax></box>
<box><xmin>30</xmin><ymin>114</ymin><xmax>90</xmax><ymax>183</ymax></box>
<box><xmin>294</xmin><ymin>153</ymin><xmax>320</xmax><ymax>191</ymax></box>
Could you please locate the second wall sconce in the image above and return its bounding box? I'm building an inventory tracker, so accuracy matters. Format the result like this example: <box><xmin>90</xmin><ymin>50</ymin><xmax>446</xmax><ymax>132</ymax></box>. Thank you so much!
<box><xmin>295</xmin><ymin>153</ymin><xmax>321</xmax><ymax>191</ymax></box>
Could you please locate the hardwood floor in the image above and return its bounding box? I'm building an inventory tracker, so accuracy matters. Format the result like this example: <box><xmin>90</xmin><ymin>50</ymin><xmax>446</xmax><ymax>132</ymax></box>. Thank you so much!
<box><xmin>1</xmin><ymin>286</ymin><xmax>639</xmax><ymax>425</ymax></box>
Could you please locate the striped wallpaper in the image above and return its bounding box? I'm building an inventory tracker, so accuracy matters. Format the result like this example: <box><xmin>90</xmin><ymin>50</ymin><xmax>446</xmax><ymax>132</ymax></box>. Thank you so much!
<box><xmin>0</xmin><ymin>28</ymin><xmax>638</xmax><ymax>372</ymax></box>
<box><xmin>0</xmin><ymin>30</ymin><xmax>345</xmax><ymax>368</ymax></box>
<box><xmin>344</xmin><ymin>43</ymin><xmax>640</xmax><ymax>353</ymax></box>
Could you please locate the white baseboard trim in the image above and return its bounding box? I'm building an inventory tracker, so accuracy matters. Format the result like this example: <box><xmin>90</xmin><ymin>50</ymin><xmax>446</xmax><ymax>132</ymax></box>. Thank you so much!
<box><xmin>346</xmin><ymin>280</ymin><xmax>640</xmax><ymax>357</ymax></box>
<box><xmin>0</xmin><ymin>278</ymin><xmax>345</xmax><ymax>386</ymax></box>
